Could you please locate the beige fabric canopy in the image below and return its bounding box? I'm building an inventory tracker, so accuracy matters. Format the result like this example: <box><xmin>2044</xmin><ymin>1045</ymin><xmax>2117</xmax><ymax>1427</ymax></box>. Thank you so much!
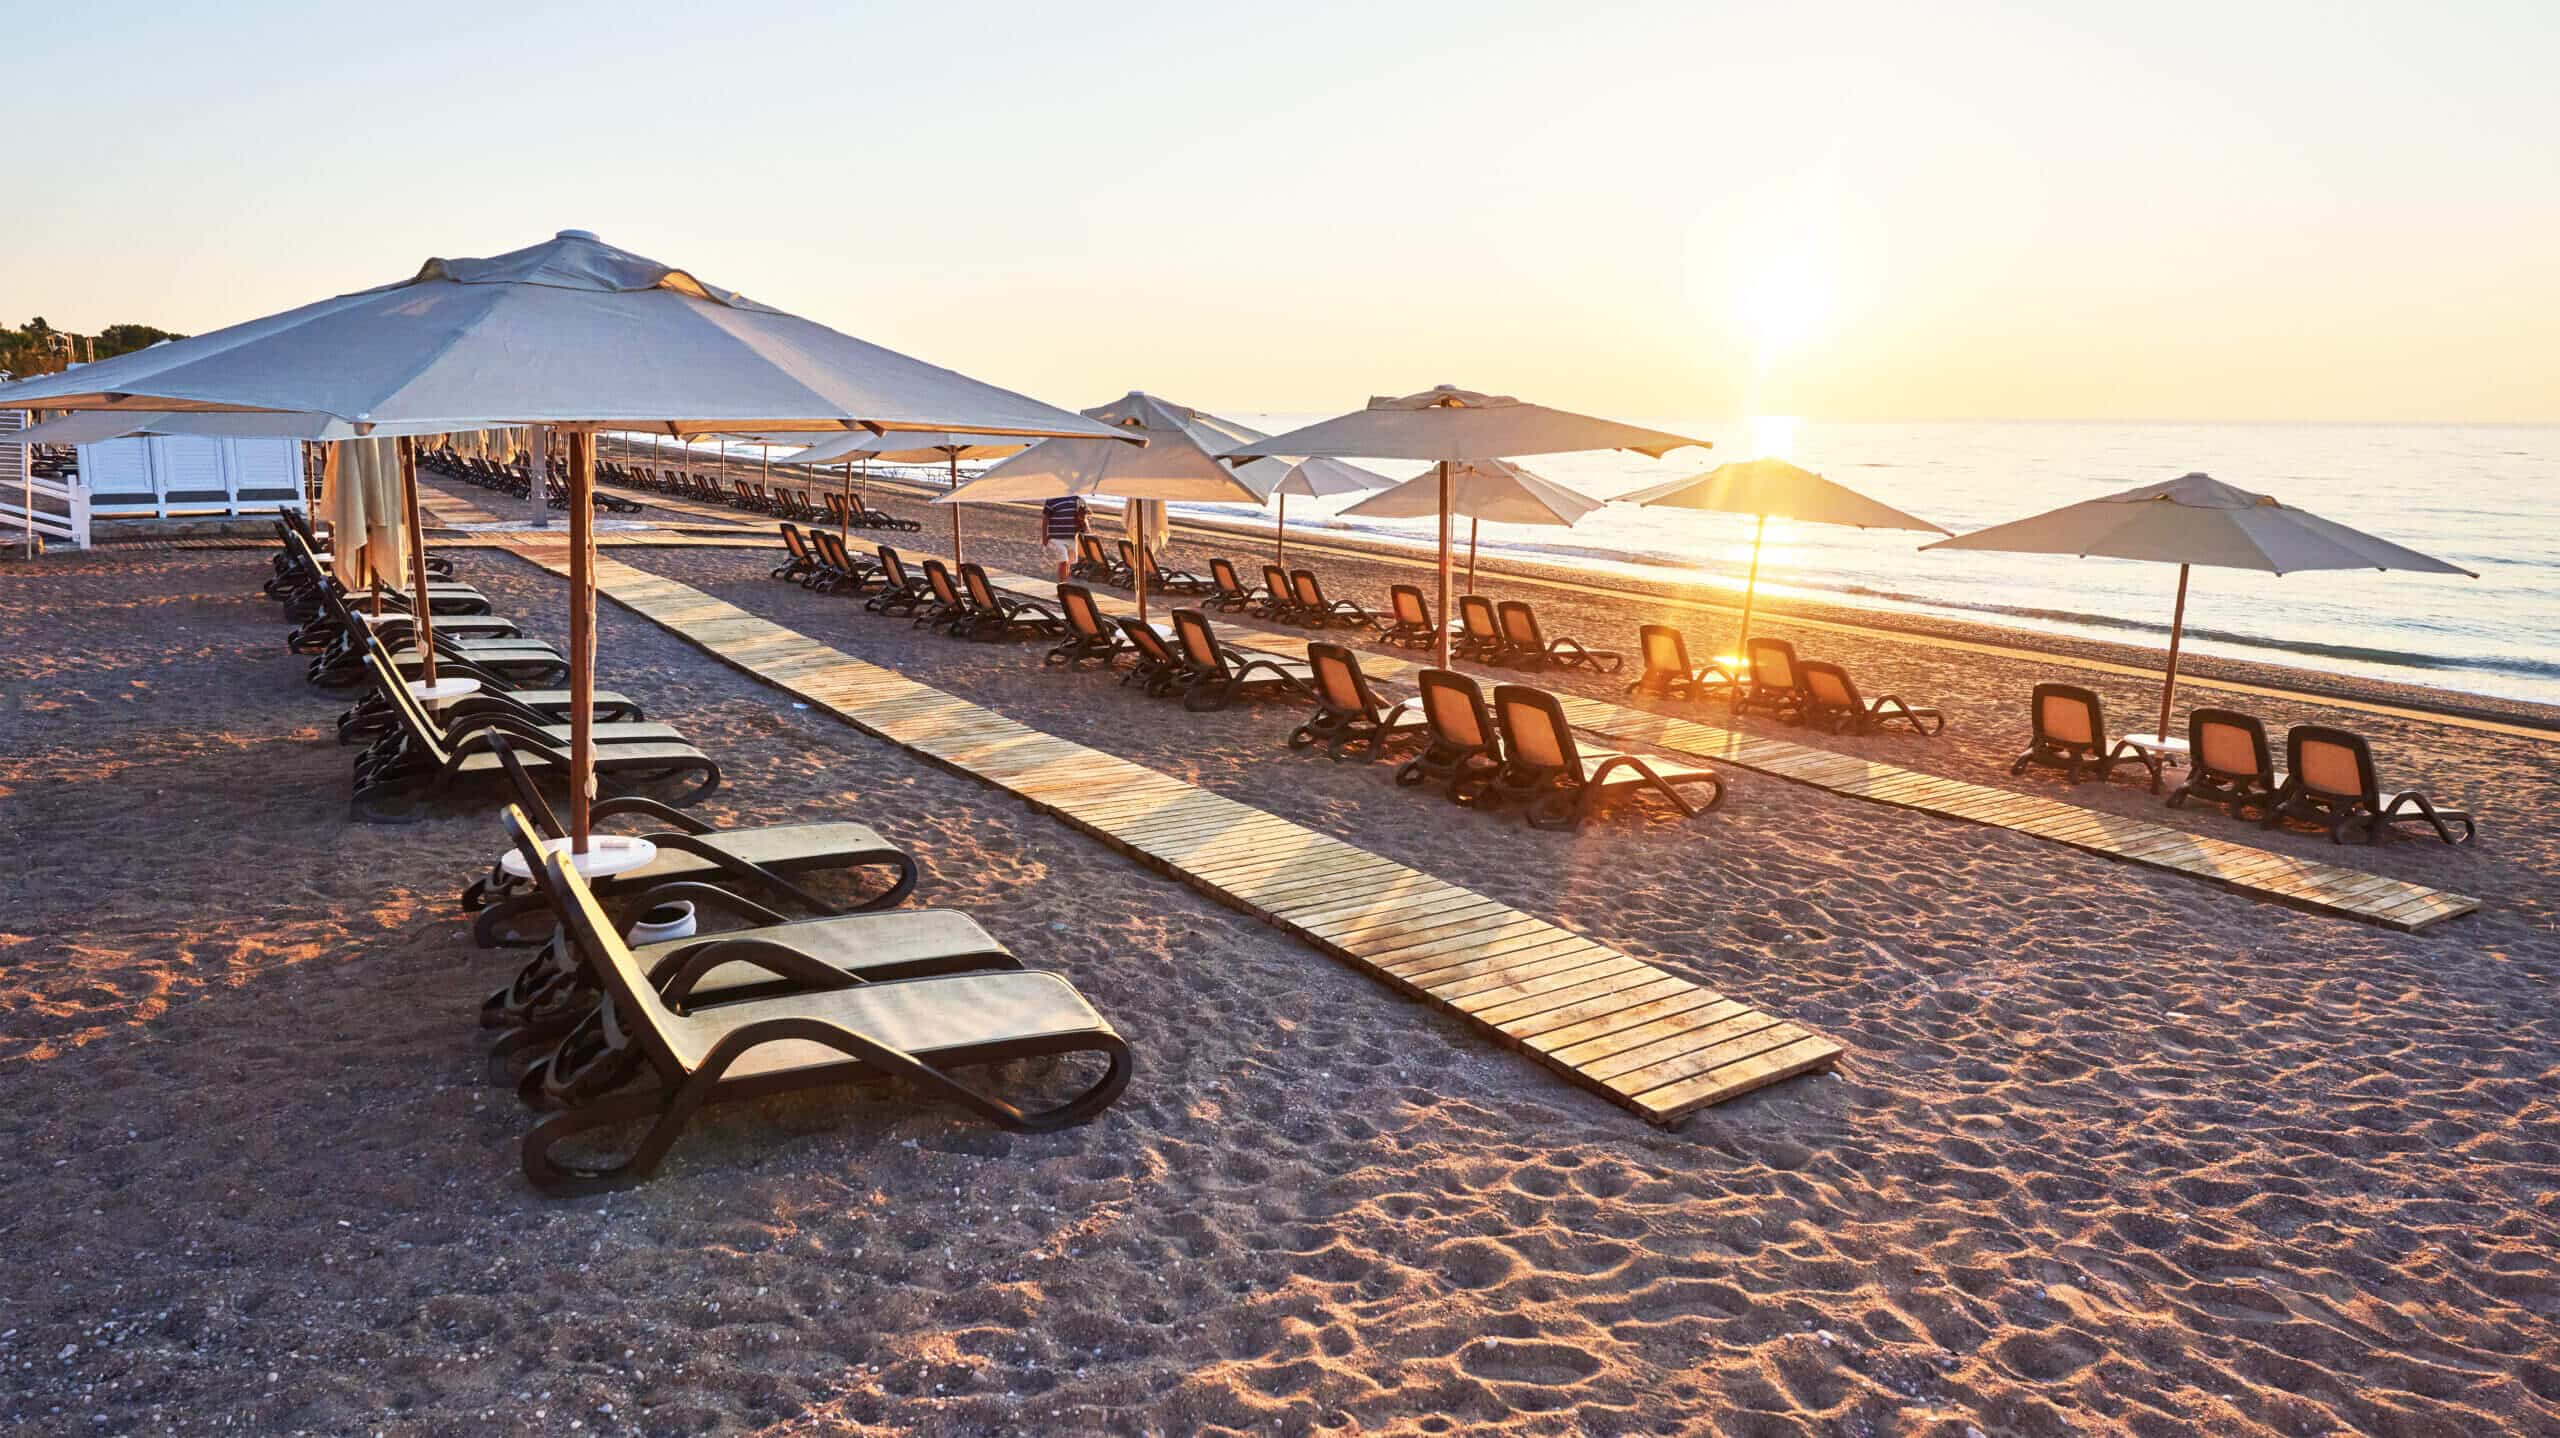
<box><xmin>1343</xmin><ymin>459</ymin><xmax>1602</xmax><ymax>593</ymax></box>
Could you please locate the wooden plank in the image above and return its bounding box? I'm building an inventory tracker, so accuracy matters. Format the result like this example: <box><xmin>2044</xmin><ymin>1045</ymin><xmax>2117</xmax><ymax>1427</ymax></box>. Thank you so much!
<box><xmin>1630</xmin><ymin>1035</ymin><xmax>1846</xmax><ymax>1120</ymax></box>
<box><xmin>1506</xmin><ymin>977</ymin><xmax>1708</xmax><ymax>1044</ymax></box>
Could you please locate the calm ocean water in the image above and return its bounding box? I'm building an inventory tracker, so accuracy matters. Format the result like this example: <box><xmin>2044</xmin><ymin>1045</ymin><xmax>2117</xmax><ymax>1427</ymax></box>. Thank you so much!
<box><xmin>708</xmin><ymin>419</ymin><xmax>2559</xmax><ymax>708</ymax></box>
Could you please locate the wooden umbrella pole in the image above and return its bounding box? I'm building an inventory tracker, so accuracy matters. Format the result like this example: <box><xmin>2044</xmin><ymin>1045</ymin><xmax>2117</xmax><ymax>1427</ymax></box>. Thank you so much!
<box><xmin>396</xmin><ymin>436</ymin><xmax>437</xmax><ymax>685</ymax></box>
<box><xmin>1275</xmin><ymin>492</ymin><xmax>1287</xmax><ymax>566</ymax></box>
<box><xmin>1467</xmin><ymin>516</ymin><xmax>1480</xmax><ymax>595</ymax></box>
<box><xmin>568</xmin><ymin>429</ymin><xmax>597</xmax><ymax>854</ymax></box>
<box><xmin>949</xmin><ymin>453</ymin><xmax>964</xmax><ymax>564</ymax></box>
<box><xmin>842</xmin><ymin>460</ymin><xmax>854</xmax><ymax>543</ymax></box>
<box><xmin>1135</xmin><ymin>498</ymin><xmax>1151</xmax><ymax>623</ymax></box>
<box><xmin>1735</xmin><ymin>512</ymin><xmax>1767</xmax><ymax>666</ymax></box>
<box><xmin>2156</xmin><ymin>562</ymin><xmax>2190</xmax><ymax>740</ymax></box>
<box><xmin>1435</xmin><ymin>461</ymin><xmax>1454</xmax><ymax>669</ymax></box>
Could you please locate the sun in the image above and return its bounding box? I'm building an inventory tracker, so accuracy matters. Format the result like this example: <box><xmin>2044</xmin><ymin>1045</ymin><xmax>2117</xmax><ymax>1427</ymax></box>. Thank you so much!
<box><xmin>1736</xmin><ymin>259</ymin><xmax>1834</xmax><ymax>360</ymax></box>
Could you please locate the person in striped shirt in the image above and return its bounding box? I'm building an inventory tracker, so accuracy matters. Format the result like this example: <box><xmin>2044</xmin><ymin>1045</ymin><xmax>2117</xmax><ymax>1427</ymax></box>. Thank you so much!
<box><xmin>1042</xmin><ymin>494</ymin><xmax>1088</xmax><ymax>581</ymax></box>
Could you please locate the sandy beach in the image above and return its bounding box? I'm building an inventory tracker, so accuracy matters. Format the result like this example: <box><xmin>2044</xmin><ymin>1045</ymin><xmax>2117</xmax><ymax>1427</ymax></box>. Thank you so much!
<box><xmin>4</xmin><ymin>518</ymin><xmax>2557</xmax><ymax>1437</ymax></box>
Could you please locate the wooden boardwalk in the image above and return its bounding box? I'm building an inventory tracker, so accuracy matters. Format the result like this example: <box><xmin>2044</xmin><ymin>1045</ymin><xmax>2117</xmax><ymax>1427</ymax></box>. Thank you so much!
<box><xmin>504</xmin><ymin>546</ymin><xmax>1844</xmax><ymax>1122</ymax></box>
<box><xmin>949</xmin><ymin>560</ymin><xmax>2480</xmax><ymax>933</ymax></box>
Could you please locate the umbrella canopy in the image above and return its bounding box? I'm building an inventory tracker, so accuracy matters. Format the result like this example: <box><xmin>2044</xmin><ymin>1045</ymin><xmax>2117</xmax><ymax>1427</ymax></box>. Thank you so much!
<box><xmin>1227</xmin><ymin>385</ymin><xmax>1711</xmax><ymax>664</ymax></box>
<box><xmin>785</xmin><ymin>429</ymin><xmax>1033</xmax><ymax>466</ymax></box>
<box><xmin>944</xmin><ymin>391</ymin><xmax>1271</xmax><ymax>620</ymax></box>
<box><xmin>1269</xmin><ymin>456</ymin><xmax>1395</xmax><ymax>500</ymax></box>
<box><xmin>0</xmin><ymin>230</ymin><xmax>1129</xmax><ymax>442</ymax></box>
<box><xmin>5</xmin><ymin>409</ymin><xmax>459</xmax><ymax>443</ymax></box>
<box><xmin>0</xmin><ymin>230</ymin><xmax>1131</xmax><ymax>859</ymax></box>
<box><xmin>1342</xmin><ymin>459</ymin><xmax>1602</xmax><ymax>593</ymax></box>
<box><xmin>1624</xmin><ymin>457</ymin><xmax>1947</xmax><ymax>668</ymax></box>
<box><xmin>1921</xmin><ymin>471</ymin><xmax>2472</xmax><ymax>576</ymax></box>
<box><xmin>1923</xmin><ymin>472</ymin><xmax>2475</xmax><ymax>738</ymax></box>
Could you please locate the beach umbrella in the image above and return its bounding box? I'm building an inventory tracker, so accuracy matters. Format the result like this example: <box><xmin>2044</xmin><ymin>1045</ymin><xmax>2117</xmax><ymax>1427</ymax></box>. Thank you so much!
<box><xmin>1341</xmin><ymin>458</ymin><xmax>1604</xmax><ymax>594</ymax></box>
<box><xmin>1922</xmin><ymin>471</ymin><xmax>2476</xmax><ymax>740</ymax></box>
<box><xmin>788</xmin><ymin>430</ymin><xmax>1039</xmax><ymax>557</ymax></box>
<box><xmin>1621</xmin><ymin>456</ymin><xmax>1947</xmax><ymax>670</ymax></box>
<box><xmin>1264</xmin><ymin>457</ymin><xmax>1393</xmax><ymax>567</ymax></box>
<box><xmin>944</xmin><ymin>391</ymin><xmax>1268</xmax><ymax>621</ymax></box>
<box><xmin>0</xmin><ymin>229</ymin><xmax>1126</xmax><ymax>856</ymax></box>
<box><xmin>1226</xmin><ymin>385</ymin><xmax>1710</xmax><ymax>666</ymax></box>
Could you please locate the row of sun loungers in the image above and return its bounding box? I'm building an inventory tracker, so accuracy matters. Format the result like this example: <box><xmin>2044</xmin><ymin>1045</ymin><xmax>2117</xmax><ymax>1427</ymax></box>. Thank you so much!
<box><xmin>619</xmin><ymin>469</ymin><xmax>921</xmax><ymax>532</ymax></box>
<box><xmin>259</xmin><ymin>518</ymin><xmax>1132</xmax><ymax>1193</ymax></box>
<box><xmin>2018</xmin><ymin>685</ymin><xmax>2473</xmax><ymax>845</ymax></box>
<box><xmin>418</xmin><ymin>447</ymin><xmax>645</xmax><ymax>514</ymax></box>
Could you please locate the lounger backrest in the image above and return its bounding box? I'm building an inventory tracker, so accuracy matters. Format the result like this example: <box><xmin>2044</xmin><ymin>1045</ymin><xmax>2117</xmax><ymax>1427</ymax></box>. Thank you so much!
<box><xmin>1307</xmin><ymin>642</ymin><xmax>1368</xmax><ymax>715</ymax></box>
<box><xmin>489</xmin><ymin>738</ymin><xmax>566</xmax><ymax>837</ymax></box>
<box><xmin>1081</xmin><ymin>534</ymin><xmax>1111</xmax><ymax>568</ymax></box>
<box><xmin>1392</xmin><ymin>585</ymin><xmax>1428</xmax><ymax>628</ymax></box>
<box><xmin>826</xmin><ymin>492</ymin><xmax>850</xmax><ymax>522</ymax></box>
<box><xmin>2190</xmin><ymin>708</ymin><xmax>2270</xmax><ymax>780</ymax></box>
<box><xmin>2288</xmin><ymin>725</ymin><xmax>2378</xmax><ymax>802</ymax></box>
<box><xmin>1458</xmin><ymin>594</ymin><xmax>1500</xmax><ymax>640</ymax></box>
<box><xmin>1118</xmin><ymin>539</ymin><xmax>1140</xmax><ymax>572</ymax></box>
<box><xmin>540</xmin><ymin>849</ymin><xmax>691</xmax><ymax>1081</ymax></box>
<box><xmin>779</xmin><ymin>523</ymin><xmax>809</xmax><ymax>560</ymax></box>
<box><xmin>1492</xmin><ymin>684</ymin><xmax>1578</xmax><ymax>772</ymax></box>
<box><xmin>1801</xmin><ymin>661</ymin><xmax>1858</xmax><ymax>711</ymax></box>
<box><xmin>1746</xmin><ymin>637</ymin><xmax>1798</xmax><ymax>691</ymax></box>
<box><xmin>960</xmin><ymin>564</ymin><xmax>1003</xmax><ymax>612</ymax></box>
<box><xmin>365</xmin><ymin>648</ymin><xmax>451</xmax><ymax>767</ymax></box>
<box><xmin>924</xmin><ymin>560</ymin><xmax>965</xmax><ymax>610</ymax></box>
<box><xmin>1418</xmin><ymin>668</ymin><xmax>1492</xmax><ymax>750</ymax></box>
<box><xmin>1119</xmin><ymin>617</ymin><xmax>1175</xmax><ymax>664</ymax></box>
<box><xmin>1496</xmin><ymin>600</ymin><xmax>1540</xmax><ymax>649</ymax></box>
<box><xmin>1210</xmin><ymin>557</ymin><xmax>1244</xmax><ymax>595</ymax></box>
<box><xmin>1059</xmin><ymin>584</ymin><xmax>1108</xmax><ymax>640</ymax></box>
<box><xmin>1290</xmin><ymin>570</ymin><xmax>1323</xmax><ymax>608</ymax></box>
<box><xmin>2032</xmin><ymin>683</ymin><xmax>2103</xmax><ymax>748</ymax></box>
<box><xmin>1262</xmin><ymin>564</ymin><xmax>1291</xmax><ymax>598</ymax></box>
<box><xmin>878</xmin><ymin>547</ymin><xmax>910</xmax><ymax>585</ymax></box>
<box><xmin>1171</xmin><ymin>609</ymin><xmax>1224</xmax><ymax>673</ymax></box>
<box><xmin>1639</xmin><ymin>624</ymin><xmax>1688</xmax><ymax>680</ymax></box>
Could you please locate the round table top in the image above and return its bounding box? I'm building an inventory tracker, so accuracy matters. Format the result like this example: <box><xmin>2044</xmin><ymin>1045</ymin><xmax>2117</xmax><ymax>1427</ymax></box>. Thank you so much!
<box><xmin>407</xmin><ymin>676</ymin><xmax>483</xmax><ymax>703</ymax></box>
<box><xmin>498</xmin><ymin>833</ymin><xmax>659</xmax><ymax>881</ymax></box>
<box><xmin>2120</xmin><ymin>732</ymin><xmax>2192</xmax><ymax>753</ymax></box>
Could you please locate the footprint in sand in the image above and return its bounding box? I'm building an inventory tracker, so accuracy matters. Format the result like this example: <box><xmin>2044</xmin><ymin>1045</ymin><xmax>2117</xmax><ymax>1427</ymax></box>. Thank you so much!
<box><xmin>1458</xmin><ymin>1337</ymin><xmax>1605</xmax><ymax>1387</ymax></box>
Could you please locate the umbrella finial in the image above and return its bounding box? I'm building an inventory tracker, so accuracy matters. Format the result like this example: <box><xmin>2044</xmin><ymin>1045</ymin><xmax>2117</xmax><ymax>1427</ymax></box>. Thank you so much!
<box><xmin>556</xmin><ymin>229</ymin><xmax>599</xmax><ymax>241</ymax></box>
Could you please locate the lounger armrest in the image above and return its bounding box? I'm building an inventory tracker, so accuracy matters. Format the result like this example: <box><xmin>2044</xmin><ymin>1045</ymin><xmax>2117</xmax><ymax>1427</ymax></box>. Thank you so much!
<box><xmin>591</xmin><ymin>794</ymin><xmax>712</xmax><ymax>832</ymax></box>
<box><xmin>446</xmin><ymin>713</ymin><xmax>566</xmax><ymax>753</ymax></box>
<box><xmin>653</xmin><ymin>937</ymin><xmax>862</xmax><ymax>1007</ymax></box>
<box><xmin>640</xmin><ymin>831</ymin><xmax>845</xmax><ymax>917</ymax></box>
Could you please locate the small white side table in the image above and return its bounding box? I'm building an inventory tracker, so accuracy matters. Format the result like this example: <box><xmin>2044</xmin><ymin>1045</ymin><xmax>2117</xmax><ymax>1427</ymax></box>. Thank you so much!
<box><xmin>498</xmin><ymin>834</ymin><xmax>659</xmax><ymax>881</ymax></box>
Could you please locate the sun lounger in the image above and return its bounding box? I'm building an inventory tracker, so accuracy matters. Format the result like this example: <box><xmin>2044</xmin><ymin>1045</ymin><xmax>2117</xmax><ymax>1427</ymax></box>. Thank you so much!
<box><xmin>2166</xmin><ymin>707</ymin><xmax>2280</xmax><ymax>819</ymax></box>
<box><xmin>865</xmin><ymin>547</ymin><xmax>933</xmax><ymax>616</ymax></box>
<box><xmin>1395</xmin><ymin>668</ymin><xmax>1506</xmax><ymax>805</ymax></box>
<box><xmin>1377</xmin><ymin>584</ymin><xmax>1448</xmax><ymax>650</ymax></box>
<box><xmin>1072</xmin><ymin>533</ymin><xmax>1127</xmax><ymax>585</ymax></box>
<box><xmin>1121</xmin><ymin>540</ymin><xmax>1214</xmax><ymax>595</ymax></box>
<box><xmin>480</xmin><ymin>804</ymin><xmax>1012</xmax><ymax>1066</ymax></box>
<box><xmin>1170</xmin><ymin>608</ymin><xmax>1314</xmax><ymax>711</ymax></box>
<box><xmin>1625</xmin><ymin>624</ymin><xmax>1735</xmax><ymax>701</ymax></box>
<box><xmin>1046</xmin><ymin>584</ymin><xmax>1131</xmax><ymax>669</ymax></box>
<box><xmin>2265</xmin><ymin>724</ymin><xmax>2474</xmax><ymax>845</ymax></box>
<box><xmin>1732</xmin><ymin>637</ymin><xmax>1811</xmax><ymax>721</ymax></box>
<box><xmin>1116</xmin><ymin>616</ymin><xmax>1189</xmax><ymax>695</ymax></box>
<box><xmin>1452</xmin><ymin>594</ymin><xmax>1507</xmax><ymax>663</ymax></box>
<box><xmin>772</xmin><ymin>523</ymin><xmax>821</xmax><ymax>582</ymax></box>
<box><xmin>2010</xmin><ymin>682</ymin><xmax>2148</xmax><ymax>785</ymax></box>
<box><xmin>464</xmin><ymin>747</ymin><xmax>920</xmax><ymax>945</ymax></box>
<box><xmin>1207</xmin><ymin>557</ymin><xmax>1262</xmax><ymax>613</ymax></box>
<box><xmin>1489</xmin><ymin>684</ymin><xmax>1724</xmax><ymax>829</ymax></box>
<box><xmin>517</xmin><ymin>849</ymin><xmax>1131</xmax><ymax>1194</ymax></box>
<box><xmin>917</xmin><ymin>560</ymin><xmax>975</xmax><ymax>632</ymax></box>
<box><xmin>853</xmin><ymin>495</ymin><xmax>920</xmax><ymax>532</ymax></box>
<box><xmin>809</xmin><ymin>530</ymin><xmax>882</xmax><ymax>594</ymax></box>
<box><xmin>336</xmin><ymin>640</ymin><xmax>646</xmax><ymax>745</ymax></box>
<box><xmin>1256</xmin><ymin>564</ymin><xmax>1303</xmax><ymax>623</ymax></box>
<box><xmin>351</xmin><ymin>657</ymin><xmax>720</xmax><ymax>822</ymax></box>
<box><xmin>1288</xmin><ymin>569</ymin><xmax>1373</xmax><ymax>629</ymax></box>
<box><xmin>958</xmin><ymin>563</ymin><xmax>1066</xmax><ymax>641</ymax></box>
<box><xmin>1288</xmin><ymin>642</ymin><xmax>1425</xmax><ymax>760</ymax></box>
<box><xmin>1797</xmin><ymin>660</ymin><xmax>1942</xmax><ymax>736</ymax></box>
<box><xmin>1495</xmin><ymin>600</ymin><xmax>1621</xmax><ymax>673</ymax></box>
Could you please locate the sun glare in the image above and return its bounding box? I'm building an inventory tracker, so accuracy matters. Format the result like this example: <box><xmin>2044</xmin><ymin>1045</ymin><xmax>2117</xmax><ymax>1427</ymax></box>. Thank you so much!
<box><xmin>1746</xmin><ymin>413</ymin><xmax>1800</xmax><ymax>460</ymax></box>
<box><xmin>1736</xmin><ymin>259</ymin><xmax>1834</xmax><ymax>360</ymax></box>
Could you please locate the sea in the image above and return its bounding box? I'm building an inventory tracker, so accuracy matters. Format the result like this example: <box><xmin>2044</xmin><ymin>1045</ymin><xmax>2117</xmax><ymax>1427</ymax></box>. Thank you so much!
<box><xmin>684</xmin><ymin>419</ymin><xmax>2560</xmax><ymax>709</ymax></box>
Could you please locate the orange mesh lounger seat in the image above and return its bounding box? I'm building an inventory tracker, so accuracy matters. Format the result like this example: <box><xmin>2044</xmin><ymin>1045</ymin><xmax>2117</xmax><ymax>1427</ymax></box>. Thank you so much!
<box><xmin>2167</xmin><ymin>707</ymin><xmax>2280</xmax><ymax>818</ymax></box>
<box><xmin>1171</xmin><ymin>608</ymin><xmax>1314</xmax><ymax>712</ymax></box>
<box><xmin>1489</xmin><ymin>684</ymin><xmax>1724</xmax><ymax>830</ymax></box>
<box><xmin>1496</xmin><ymin>600</ymin><xmax>1622</xmax><ymax>674</ymax></box>
<box><xmin>1046</xmin><ymin>584</ymin><xmax>1130</xmax><ymax>669</ymax></box>
<box><xmin>2009</xmin><ymin>682</ymin><xmax>2149</xmax><ymax>785</ymax></box>
<box><xmin>1626</xmin><ymin>624</ymin><xmax>1737</xmax><ymax>702</ymax></box>
<box><xmin>2267</xmin><ymin>725</ymin><xmax>2474</xmax><ymax>846</ymax></box>
<box><xmin>1288</xmin><ymin>641</ymin><xmax>1426</xmax><ymax>760</ymax></box>
<box><xmin>1798</xmin><ymin>660</ymin><xmax>1943</xmax><ymax>736</ymax></box>
<box><xmin>1395</xmin><ymin>669</ymin><xmax>1507</xmax><ymax>805</ymax></box>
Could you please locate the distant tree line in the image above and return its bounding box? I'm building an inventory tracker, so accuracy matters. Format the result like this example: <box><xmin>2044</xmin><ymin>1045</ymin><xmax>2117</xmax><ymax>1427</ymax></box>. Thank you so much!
<box><xmin>0</xmin><ymin>317</ymin><xmax>187</xmax><ymax>379</ymax></box>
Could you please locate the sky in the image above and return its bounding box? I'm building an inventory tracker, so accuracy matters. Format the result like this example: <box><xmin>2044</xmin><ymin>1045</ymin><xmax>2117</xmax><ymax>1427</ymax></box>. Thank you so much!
<box><xmin>5</xmin><ymin>0</ymin><xmax>2555</xmax><ymax>423</ymax></box>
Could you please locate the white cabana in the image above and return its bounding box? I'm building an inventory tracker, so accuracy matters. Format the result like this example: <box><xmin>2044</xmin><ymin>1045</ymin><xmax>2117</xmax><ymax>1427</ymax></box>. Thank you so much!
<box><xmin>1622</xmin><ymin>457</ymin><xmax>1946</xmax><ymax>667</ymax></box>
<box><xmin>1923</xmin><ymin>472</ymin><xmax>2475</xmax><ymax>740</ymax></box>
<box><xmin>1229</xmin><ymin>385</ymin><xmax>1710</xmax><ymax>665</ymax></box>
<box><xmin>1342</xmin><ymin>458</ymin><xmax>1603</xmax><ymax>593</ymax></box>
<box><xmin>0</xmin><ymin>230</ymin><xmax>1124</xmax><ymax>855</ymax></box>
